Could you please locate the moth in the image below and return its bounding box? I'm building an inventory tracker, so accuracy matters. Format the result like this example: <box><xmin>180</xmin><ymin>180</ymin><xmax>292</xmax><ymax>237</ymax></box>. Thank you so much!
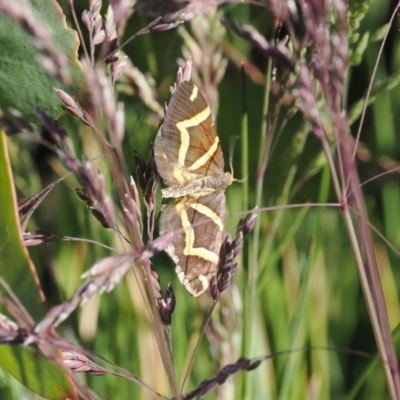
<box><xmin>154</xmin><ymin>81</ymin><xmax>233</xmax><ymax>296</ymax></box>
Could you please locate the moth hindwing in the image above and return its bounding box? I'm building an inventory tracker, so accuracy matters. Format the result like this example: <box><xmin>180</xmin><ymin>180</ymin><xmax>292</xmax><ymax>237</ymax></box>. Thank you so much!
<box><xmin>154</xmin><ymin>81</ymin><xmax>233</xmax><ymax>296</ymax></box>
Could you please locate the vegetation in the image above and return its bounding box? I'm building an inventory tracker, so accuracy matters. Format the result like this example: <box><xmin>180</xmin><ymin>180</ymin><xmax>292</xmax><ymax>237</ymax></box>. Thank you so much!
<box><xmin>1</xmin><ymin>0</ymin><xmax>400</xmax><ymax>399</ymax></box>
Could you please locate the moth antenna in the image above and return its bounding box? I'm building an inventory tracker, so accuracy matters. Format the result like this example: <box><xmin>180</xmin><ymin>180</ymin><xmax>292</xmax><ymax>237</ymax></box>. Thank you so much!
<box><xmin>234</xmin><ymin>175</ymin><xmax>248</xmax><ymax>184</ymax></box>
<box><xmin>229</xmin><ymin>136</ymin><xmax>247</xmax><ymax>183</ymax></box>
<box><xmin>228</xmin><ymin>136</ymin><xmax>239</xmax><ymax>178</ymax></box>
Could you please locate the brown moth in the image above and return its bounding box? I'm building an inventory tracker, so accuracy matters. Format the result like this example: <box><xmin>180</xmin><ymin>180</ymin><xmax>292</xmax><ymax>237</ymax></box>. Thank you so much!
<box><xmin>154</xmin><ymin>81</ymin><xmax>233</xmax><ymax>296</ymax></box>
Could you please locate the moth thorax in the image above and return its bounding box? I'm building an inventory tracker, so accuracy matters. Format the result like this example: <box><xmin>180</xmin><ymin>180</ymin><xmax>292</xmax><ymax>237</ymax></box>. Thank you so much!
<box><xmin>161</xmin><ymin>175</ymin><xmax>232</xmax><ymax>199</ymax></box>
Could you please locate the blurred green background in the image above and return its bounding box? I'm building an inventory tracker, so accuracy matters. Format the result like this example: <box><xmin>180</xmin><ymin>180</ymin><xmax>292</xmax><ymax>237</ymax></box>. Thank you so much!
<box><xmin>2</xmin><ymin>0</ymin><xmax>400</xmax><ymax>399</ymax></box>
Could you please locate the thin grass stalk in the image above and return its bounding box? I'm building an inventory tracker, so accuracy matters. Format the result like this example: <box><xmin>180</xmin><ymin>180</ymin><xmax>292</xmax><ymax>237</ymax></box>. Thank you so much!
<box><xmin>346</xmin><ymin>176</ymin><xmax>399</xmax><ymax>399</ymax></box>
<box><xmin>240</xmin><ymin>64</ymin><xmax>249</xmax><ymax>209</ymax></box>
<box><xmin>320</xmin><ymin>135</ymin><xmax>399</xmax><ymax>399</ymax></box>
<box><xmin>88</xmin><ymin>8</ymin><xmax>95</xmax><ymax>66</ymax></box>
<box><xmin>348</xmin><ymin>326</ymin><xmax>400</xmax><ymax>400</ymax></box>
<box><xmin>238</xmin><ymin>68</ymin><xmax>251</xmax><ymax>399</ymax></box>
<box><xmin>317</xmin><ymin>163</ymin><xmax>331</xmax><ymax>203</ymax></box>
<box><xmin>351</xmin><ymin>2</ymin><xmax>400</xmax><ymax>165</ymax></box>
<box><xmin>67</xmin><ymin>0</ymin><xmax>89</xmax><ymax>60</ymax></box>
<box><xmin>279</xmin><ymin>239</ymin><xmax>313</xmax><ymax>400</ymax></box>
<box><xmin>240</xmin><ymin>54</ymin><xmax>273</xmax><ymax>400</ymax></box>
<box><xmin>141</xmin><ymin>261</ymin><xmax>179</xmax><ymax>398</ymax></box>
<box><xmin>347</xmin><ymin>5</ymin><xmax>400</xmax><ymax>397</ymax></box>
<box><xmin>257</xmin><ymin>123</ymin><xmax>310</xmax><ymax>285</ymax></box>
<box><xmin>337</xmin><ymin>105</ymin><xmax>400</xmax><ymax>396</ymax></box>
<box><xmin>347</xmin><ymin>354</ymin><xmax>380</xmax><ymax>400</ymax></box>
<box><xmin>257</xmin><ymin>206</ymin><xmax>309</xmax><ymax>295</ymax></box>
<box><xmin>238</xmin><ymin>63</ymin><xmax>250</xmax><ymax>400</ymax></box>
<box><xmin>342</xmin><ymin>208</ymin><xmax>396</xmax><ymax>398</ymax></box>
<box><xmin>142</xmin><ymin>26</ymin><xmax>157</xmax><ymax>76</ymax></box>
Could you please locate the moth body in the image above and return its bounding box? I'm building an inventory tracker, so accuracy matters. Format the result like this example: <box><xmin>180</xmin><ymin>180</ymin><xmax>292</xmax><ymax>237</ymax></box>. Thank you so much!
<box><xmin>154</xmin><ymin>81</ymin><xmax>232</xmax><ymax>296</ymax></box>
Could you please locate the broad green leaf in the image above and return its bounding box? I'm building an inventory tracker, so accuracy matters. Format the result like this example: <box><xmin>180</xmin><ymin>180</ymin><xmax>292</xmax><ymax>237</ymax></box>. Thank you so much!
<box><xmin>0</xmin><ymin>346</ymin><xmax>76</xmax><ymax>400</ymax></box>
<box><xmin>0</xmin><ymin>0</ymin><xmax>83</xmax><ymax>122</ymax></box>
<box><xmin>0</xmin><ymin>134</ymin><xmax>44</xmax><ymax>320</ymax></box>
<box><xmin>0</xmin><ymin>131</ymin><xmax>75</xmax><ymax>399</ymax></box>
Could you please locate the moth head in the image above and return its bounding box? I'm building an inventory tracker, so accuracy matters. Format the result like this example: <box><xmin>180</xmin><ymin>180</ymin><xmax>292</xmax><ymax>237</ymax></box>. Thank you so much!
<box><xmin>226</xmin><ymin>152</ymin><xmax>244</xmax><ymax>185</ymax></box>
<box><xmin>225</xmin><ymin>172</ymin><xmax>234</xmax><ymax>186</ymax></box>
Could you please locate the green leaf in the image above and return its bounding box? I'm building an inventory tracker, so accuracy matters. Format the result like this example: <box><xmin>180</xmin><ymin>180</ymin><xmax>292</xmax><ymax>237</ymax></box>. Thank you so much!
<box><xmin>0</xmin><ymin>0</ymin><xmax>83</xmax><ymax>122</ymax></box>
<box><xmin>0</xmin><ymin>131</ymin><xmax>75</xmax><ymax>399</ymax></box>
<box><xmin>0</xmin><ymin>137</ymin><xmax>44</xmax><ymax>321</ymax></box>
<box><xmin>349</xmin><ymin>31</ymin><xmax>369</xmax><ymax>66</ymax></box>
<box><xmin>370</xmin><ymin>23</ymin><xmax>390</xmax><ymax>42</ymax></box>
<box><xmin>348</xmin><ymin>69</ymin><xmax>400</xmax><ymax>125</ymax></box>
<box><xmin>0</xmin><ymin>346</ymin><xmax>76</xmax><ymax>400</ymax></box>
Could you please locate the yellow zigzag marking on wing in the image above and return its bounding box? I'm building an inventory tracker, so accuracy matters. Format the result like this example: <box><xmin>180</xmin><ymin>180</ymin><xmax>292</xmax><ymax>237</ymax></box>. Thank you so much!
<box><xmin>190</xmin><ymin>85</ymin><xmax>198</xmax><ymax>101</ymax></box>
<box><xmin>176</xmin><ymin>107</ymin><xmax>211</xmax><ymax>166</ymax></box>
<box><xmin>189</xmin><ymin>137</ymin><xmax>219</xmax><ymax>171</ymax></box>
<box><xmin>176</xmin><ymin>202</ymin><xmax>219</xmax><ymax>263</ymax></box>
<box><xmin>189</xmin><ymin>203</ymin><xmax>223</xmax><ymax>230</ymax></box>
